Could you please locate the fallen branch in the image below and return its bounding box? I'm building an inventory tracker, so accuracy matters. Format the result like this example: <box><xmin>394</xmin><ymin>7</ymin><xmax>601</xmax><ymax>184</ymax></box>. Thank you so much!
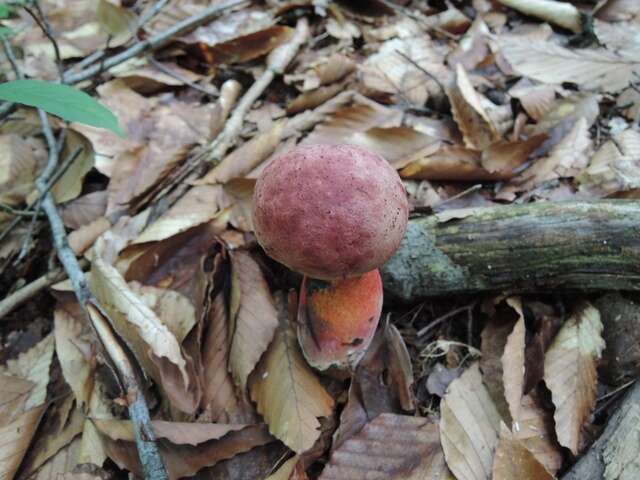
<box><xmin>35</xmin><ymin>108</ymin><xmax>168</xmax><ymax>480</ymax></box>
<box><xmin>381</xmin><ymin>201</ymin><xmax>640</xmax><ymax>300</ymax></box>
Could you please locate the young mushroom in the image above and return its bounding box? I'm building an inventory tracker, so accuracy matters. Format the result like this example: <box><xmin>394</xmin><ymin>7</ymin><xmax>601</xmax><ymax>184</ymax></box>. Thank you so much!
<box><xmin>252</xmin><ymin>144</ymin><xmax>408</xmax><ymax>370</ymax></box>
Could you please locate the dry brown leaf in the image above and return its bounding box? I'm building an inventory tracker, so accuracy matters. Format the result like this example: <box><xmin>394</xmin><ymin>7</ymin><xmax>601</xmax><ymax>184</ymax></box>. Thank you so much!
<box><xmin>0</xmin><ymin>334</ymin><xmax>54</xmax><ymax>410</ymax></box>
<box><xmin>68</xmin><ymin>217</ymin><xmax>112</xmax><ymax>256</ymax></box>
<box><xmin>501</xmin><ymin>299</ymin><xmax>563</xmax><ymax>473</ymax></box>
<box><xmin>132</xmin><ymin>186</ymin><xmax>226</xmax><ymax>244</ymax></box>
<box><xmin>501</xmin><ymin>37</ymin><xmax>640</xmax><ymax>93</ymax></box>
<box><xmin>29</xmin><ymin>438</ymin><xmax>82</xmax><ymax>480</ymax></box>
<box><xmin>50</xmin><ymin>130</ymin><xmax>95</xmax><ymax>204</ymax></box>
<box><xmin>265</xmin><ymin>455</ymin><xmax>303</xmax><ymax>480</ymax></box>
<box><xmin>0</xmin><ymin>375</ymin><xmax>33</xmax><ymax>427</ymax></box>
<box><xmin>493</xmin><ymin>423</ymin><xmax>554</xmax><ymax>480</ymax></box>
<box><xmin>89</xmin><ymin>258</ymin><xmax>199</xmax><ymax>413</ymax></box>
<box><xmin>61</xmin><ymin>191</ymin><xmax>108</xmax><ymax>230</ymax></box>
<box><xmin>287</xmin><ymin>53</ymin><xmax>355</xmax><ymax>91</ymax></box>
<box><xmin>199</xmin><ymin>122</ymin><xmax>285</xmax><ymax>185</ymax></box>
<box><xmin>448</xmin><ymin>64</ymin><xmax>511</xmax><ymax>150</ymax></box>
<box><xmin>321</xmin><ymin>414</ymin><xmax>452</xmax><ymax>480</ymax></box>
<box><xmin>95</xmin><ymin>420</ymin><xmax>273</xmax><ymax>480</ymax></box>
<box><xmin>509</xmin><ymin>80</ymin><xmax>557</xmax><ymax>121</ymax></box>
<box><xmin>228</xmin><ymin>251</ymin><xmax>279</xmax><ymax>390</ymax></box>
<box><xmin>54</xmin><ymin>307</ymin><xmax>95</xmax><ymax>407</ymax></box>
<box><xmin>440</xmin><ymin>362</ymin><xmax>501</xmax><ymax>480</ymax></box>
<box><xmin>360</xmin><ymin>35</ymin><xmax>448</xmax><ymax>106</ymax></box>
<box><xmin>578</xmin><ymin>128</ymin><xmax>640</xmax><ymax>197</ymax></box>
<box><xmin>499</xmin><ymin>117</ymin><xmax>592</xmax><ymax>199</ymax></box>
<box><xmin>0</xmin><ymin>134</ymin><xmax>44</xmax><ymax>215</ymax></box>
<box><xmin>287</xmin><ymin>83</ymin><xmax>345</xmax><ymax>115</ymax></box>
<box><xmin>544</xmin><ymin>302</ymin><xmax>605</xmax><ymax>455</ymax></box>
<box><xmin>250</xmin><ymin>324</ymin><xmax>334</xmax><ymax>453</ymax></box>
<box><xmin>0</xmin><ymin>405</ymin><xmax>46</xmax><ymax>480</ymax></box>
<box><xmin>222</xmin><ymin>179</ymin><xmax>255</xmax><ymax>232</ymax></box>
<box><xmin>301</xmin><ymin>95</ymin><xmax>403</xmax><ymax>146</ymax></box>
<box><xmin>481</xmin><ymin>135</ymin><xmax>548</xmax><ymax>176</ymax></box>
<box><xmin>385</xmin><ymin>324</ymin><xmax>416</xmax><ymax>411</ymax></box>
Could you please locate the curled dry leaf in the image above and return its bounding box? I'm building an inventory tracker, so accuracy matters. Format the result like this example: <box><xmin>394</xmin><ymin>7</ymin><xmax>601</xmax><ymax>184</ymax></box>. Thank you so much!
<box><xmin>440</xmin><ymin>362</ymin><xmax>501</xmax><ymax>480</ymax></box>
<box><xmin>578</xmin><ymin>128</ymin><xmax>640</xmax><ymax>197</ymax></box>
<box><xmin>89</xmin><ymin>258</ymin><xmax>199</xmax><ymax>413</ymax></box>
<box><xmin>286</xmin><ymin>53</ymin><xmax>355</xmax><ymax>91</ymax></box>
<box><xmin>509</xmin><ymin>80</ymin><xmax>557</xmax><ymax>121</ymax></box>
<box><xmin>320</xmin><ymin>414</ymin><xmax>452</xmax><ymax>480</ymax></box>
<box><xmin>493</xmin><ymin>423</ymin><xmax>554</xmax><ymax>480</ymax></box>
<box><xmin>500</xmin><ymin>37</ymin><xmax>640</xmax><ymax>93</ymax></box>
<box><xmin>50</xmin><ymin>130</ymin><xmax>95</xmax><ymax>204</ymax></box>
<box><xmin>228</xmin><ymin>251</ymin><xmax>279</xmax><ymax>390</ymax></box>
<box><xmin>501</xmin><ymin>298</ymin><xmax>563</xmax><ymax>474</ymax></box>
<box><xmin>497</xmin><ymin>0</ymin><xmax>582</xmax><ymax>33</ymax></box>
<box><xmin>95</xmin><ymin>419</ymin><xmax>273</xmax><ymax>480</ymax></box>
<box><xmin>0</xmin><ymin>334</ymin><xmax>54</xmax><ymax>410</ymax></box>
<box><xmin>544</xmin><ymin>302</ymin><xmax>605</xmax><ymax>455</ymax></box>
<box><xmin>250</xmin><ymin>324</ymin><xmax>335</xmax><ymax>453</ymax></box>
<box><xmin>448</xmin><ymin>64</ymin><xmax>512</xmax><ymax>151</ymax></box>
<box><xmin>0</xmin><ymin>405</ymin><xmax>46</xmax><ymax>480</ymax></box>
<box><xmin>61</xmin><ymin>191</ymin><xmax>108</xmax><ymax>230</ymax></box>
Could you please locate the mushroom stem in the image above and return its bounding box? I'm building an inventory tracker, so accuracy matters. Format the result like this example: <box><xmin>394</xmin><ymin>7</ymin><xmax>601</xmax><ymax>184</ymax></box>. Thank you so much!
<box><xmin>297</xmin><ymin>269</ymin><xmax>383</xmax><ymax>371</ymax></box>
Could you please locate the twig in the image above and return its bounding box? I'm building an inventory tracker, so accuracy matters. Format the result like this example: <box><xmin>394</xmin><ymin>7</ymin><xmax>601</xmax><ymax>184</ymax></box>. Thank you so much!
<box><xmin>16</xmin><ymin>146</ymin><xmax>83</xmax><ymax>262</ymax></box>
<box><xmin>1</xmin><ymin>35</ymin><xmax>22</xmax><ymax>79</ymax></box>
<box><xmin>395</xmin><ymin>49</ymin><xmax>445</xmax><ymax>96</ymax></box>
<box><xmin>24</xmin><ymin>2</ymin><xmax>64</xmax><ymax>78</ymax></box>
<box><xmin>205</xmin><ymin>17</ymin><xmax>310</xmax><ymax>163</ymax></box>
<box><xmin>417</xmin><ymin>303</ymin><xmax>477</xmax><ymax>338</ymax></box>
<box><xmin>0</xmin><ymin>204</ymin><xmax>40</xmax><ymax>218</ymax></box>
<box><xmin>148</xmin><ymin>56</ymin><xmax>218</xmax><ymax>98</ymax></box>
<box><xmin>34</xmin><ymin>108</ymin><xmax>168</xmax><ymax>480</ymax></box>
<box><xmin>136</xmin><ymin>0</ymin><xmax>170</xmax><ymax>33</ymax></box>
<box><xmin>62</xmin><ymin>0</ymin><xmax>248</xmax><ymax>85</ymax></box>
<box><xmin>0</xmin><ymin>262</ymin><xmax>82</xmax><ymax>320</ymax></box>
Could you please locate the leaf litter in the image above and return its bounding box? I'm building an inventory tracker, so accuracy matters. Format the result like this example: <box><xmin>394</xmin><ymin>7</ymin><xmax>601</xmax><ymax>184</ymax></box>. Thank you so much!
<box><xmin>0</xmin><ymin>0</ymin><xmax>635</xmax><ymax>479</ymax></box>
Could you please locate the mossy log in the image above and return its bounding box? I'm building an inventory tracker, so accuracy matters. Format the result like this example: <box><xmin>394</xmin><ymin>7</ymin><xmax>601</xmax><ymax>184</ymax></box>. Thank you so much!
<box><xmin>380</xmin><ymin>201</ymin><xmax>640</xmax><ymax>301</ymax></box>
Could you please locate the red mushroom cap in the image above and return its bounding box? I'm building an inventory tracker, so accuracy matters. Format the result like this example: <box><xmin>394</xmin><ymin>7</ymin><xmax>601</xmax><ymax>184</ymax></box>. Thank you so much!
<box><xmin>252</xmin><ymin>144</ymin><xmax>408</xmax><ymax>280</ymax></box>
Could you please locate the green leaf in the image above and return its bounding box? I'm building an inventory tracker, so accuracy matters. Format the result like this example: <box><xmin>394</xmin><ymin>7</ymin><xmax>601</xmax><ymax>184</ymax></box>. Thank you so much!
<box><xmin>0</xmin><ymin>79</ymin><xmax>124</xmax><ymax>136</ymax></box>
<box><xmin>0</xmin><ymin>4</ymin><xmax>11</xmax><ymax>19</ymax></box>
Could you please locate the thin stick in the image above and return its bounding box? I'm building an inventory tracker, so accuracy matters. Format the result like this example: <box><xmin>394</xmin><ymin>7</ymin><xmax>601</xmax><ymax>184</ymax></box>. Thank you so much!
<box><xmin>35</xmin><ymin>108</ymin><xmax>168</xmax><ymax>480</ymax></box>
<box><xmin>205</xmin><ymin>17</ymin><xmax>310</xmax><ymax>163</ymax></box>
<box><xmin>148</xmin><ymin>56</ymin><xmax>218</xmax><ymax>97</ymax></box>
<box><xmin>24</xmin><ymin>2</ymin><xmax>64</xmax><ymax>78</ymax></box>
<box><xmin>417</xmin><ymin>303</ymin><xmax>477</xmax><ymax>338</ymax></box>
<box><xmin>62</xmin><ymin>0</ymin><xmax>248</xmax><ymax>85</ymax></box>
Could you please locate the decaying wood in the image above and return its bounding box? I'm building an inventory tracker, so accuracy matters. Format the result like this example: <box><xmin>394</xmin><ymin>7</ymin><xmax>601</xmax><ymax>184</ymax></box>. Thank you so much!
<box><xmin>381</xmin><ymin>201</ymin><xmax>640</xmax><ymax>300</ymax></box>
<box><xmin>562</xmin><ymin>380</ymin><xmax>640</xmax><ymax>480</ymax></box>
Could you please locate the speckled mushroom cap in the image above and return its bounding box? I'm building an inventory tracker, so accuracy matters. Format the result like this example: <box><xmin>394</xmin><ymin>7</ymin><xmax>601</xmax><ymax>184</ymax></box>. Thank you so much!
<box><xmin>252</xmin><ymin>144</ymin><xmax>409</xmax><ymax>280</ymax></box>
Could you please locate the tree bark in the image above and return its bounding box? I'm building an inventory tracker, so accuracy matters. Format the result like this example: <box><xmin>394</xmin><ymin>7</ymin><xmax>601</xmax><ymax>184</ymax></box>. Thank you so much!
<box><xmin>562</xmin><ymin>380</ymin><xmax>640</xmax><ymax>480</ymax></box>
<box><xmin>381</xmin><ymin>201</ymin><xmax>640</xmax><ymax>301</ymax></box>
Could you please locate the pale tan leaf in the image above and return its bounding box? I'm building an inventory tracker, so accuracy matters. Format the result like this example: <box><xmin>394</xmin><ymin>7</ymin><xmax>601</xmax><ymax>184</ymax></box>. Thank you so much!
<box><xmin>481</xmin><ymin>135</ymin><xmax>548</xmax><ymax>176</ymax></box>
<box><xmin>222</xmin><ymin>179</ymin><xmax>255</xmax><ymax>232</ymax></box>
<box><xmin>493</xmin><ymin>423</ymin><xmax>554</xmax><ymax>480</ymax></box>
<box><xmin>287</xmin><ymin>83</ymin><xmax>345</xmax><ymax>115</ymax></box>
<box><xmin>129</xmin><ymin>283</ymin><xmax>196</xmax><ymax>343</ymax></box>
<box><xmin>0</xmin><ymin>334</ymin><xmax>54</xmax><ymax>409</ymax></box>
<box><xmin>61</xmin><ymin>191</ymin><xmax>107</xmax><ymax>230</ymax></box>
<box><xmin>77</xmin><ymin>420</ymin><xmax>106</xmax><ymax>467</ymax></box>
<box><xmin>51</xmin><ymin>130</ymin><xmax>94</xmax><ymax>204</ymax></box>
<box><xmin>509</xmin><ymin>81</ymin><xmax>557</xmax><ymax>121</ymax></box>
<box><xmin>201</xmin><ymin>290</ymin><xmax>244</xmax><ymax>422</ymax></box>
<box><xmin>29</xmin><ymin>438</ymin><xmax>82</xmax><ymax>480</ymax></box>
<box><xmin>132</xmin><ymin>186</ymin><xmax>225</xmax><ymax>244</ymax></box>
<box><xmin>89</xmin><ymin>259</ymin><xmax>198</xmax><ymax>413</ymax></box>
<box><xmin>501</xmin><ymin>38</ymin><xmax>640</xmax><ymax>92</ymax></box>
<box><xmin>228</xmin><ymin>251</ymin><xmax>279</xmax><ymax>390</ymax></box>
<box><xmin>497</xmin><ymin>0</ymin><xmax>582</xmax><ymax>32</ymax></box>
<box><xmin>250</xmin><ymin>325</ymin><xmax>334</xmax><ymax>453</ymax></box>
<box><xmin>578</xmin><ymin>129</ymin><xmax>640</xmax><ymax>196</ymax></box>
<box><xmin>448</xmin><ymin>64</ymin><xmax>510</xmax><ymax>150</ymax></box>
<box><xmin>287</xmin><ymin>53</ymin><xmax>355</xmax><ymax>91</ymax></box>
<box><xmin>0</xmin><ymin>375</ymin><xmax>33</xmax><ymax>427</ymax></box>
<box><xmin>544</xmin><ymin>302</ymin><xmax>605</xmax><ymax>455</ymax></box>
<box><xmin>0</xmin><ymin>405</ymin><xmax>45</xmax><ymax>480</ymax></box>
<box><xmin>68</xmin><ymin>217</ymin><xmax>112</xmax><ymax>256</ymax></box>
<box><xmin>54</xmin><ymin>307</ymin><xmax>95</xmax><ymax>407</ymax></box>
<box><xmin>440</xmin><ymin>362</ymin><xmax>501</xmax><ymax>480</ymax></box>
<box><xmin>360</xmin><ymin>36</ymin><xmax>448</xmax><ymax>106</ymax></box>
<box><xmin>500</xmin><ymin>299</ymin><xmax>563</xmax><ymax>473</ymax></box>
<box><xmin>0</xmin><ymin>134</ymin><xmax>43</xmax><ymax>207</ymax></box>
<box><xmin>321</xmin><ymin>413</ymin><xmax>451</xmax><ymax>480</ymax></box>
<box><xmin>96</xmin><ymin>0</ymin><xmax>136</xmax><ymax>38</ymax></box>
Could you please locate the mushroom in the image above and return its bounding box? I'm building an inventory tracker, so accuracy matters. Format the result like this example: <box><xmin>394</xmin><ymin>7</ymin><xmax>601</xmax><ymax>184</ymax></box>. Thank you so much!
<box><xmin>252</xmin><ymin>144</ymin><xmax>408</xmax><ymax>370</ymax></box>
